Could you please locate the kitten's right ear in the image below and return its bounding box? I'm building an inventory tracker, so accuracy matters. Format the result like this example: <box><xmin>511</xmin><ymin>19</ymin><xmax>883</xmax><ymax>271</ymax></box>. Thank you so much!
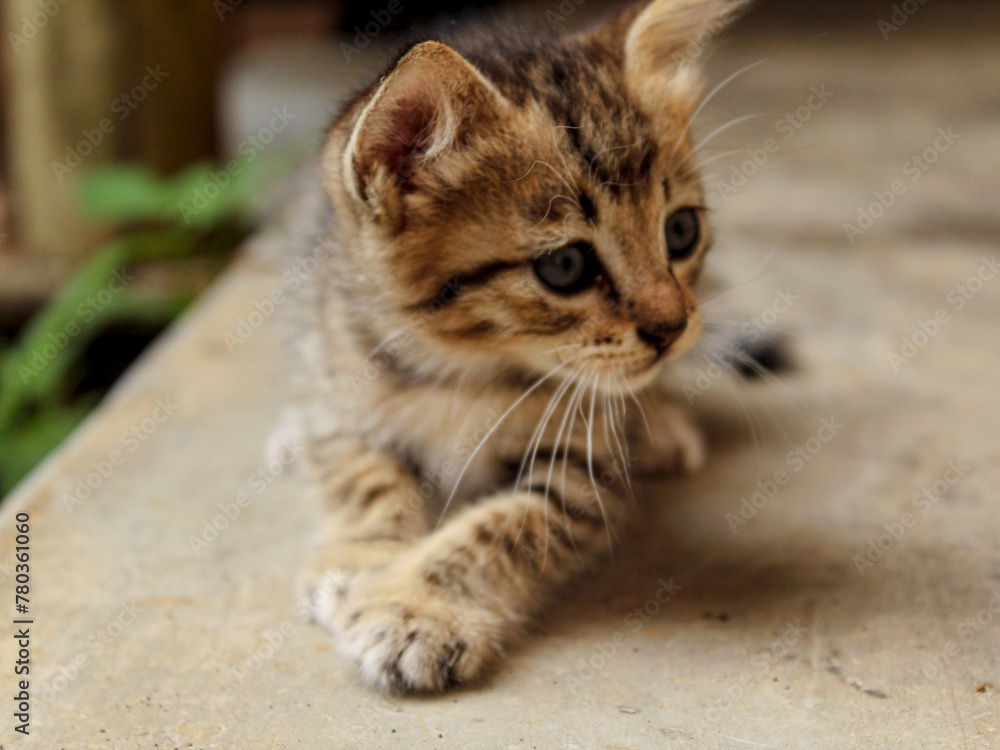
<box><xmin>616</xmin><ymin>0</ymin><xmax>750</xmax><ymax>114</ymax></box>
<box><xmin>333</xmin><ymin>41</ymin><xmax>504</xmax><ymax>226</ymax></box>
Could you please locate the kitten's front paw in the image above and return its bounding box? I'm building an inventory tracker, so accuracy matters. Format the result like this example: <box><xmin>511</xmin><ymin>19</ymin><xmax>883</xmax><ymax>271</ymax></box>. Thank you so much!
<box><xmin>632</xmin><ymin>405</ymin><xmax>706</xmax><ymax>476</ymax></box>
<box><xmin>320</xmin><ymin>571</ymin><xmax>503</xmax><ymax>693</ymax></box>
<box><xmin>298</xmin><ymin>547</ymin><xmax>387</xmax><ymax>624</ymax></box>
<box><xmin>299</xmin><ymin>536</ymin><xmax>415</xmax><ymax>622</ymax></box>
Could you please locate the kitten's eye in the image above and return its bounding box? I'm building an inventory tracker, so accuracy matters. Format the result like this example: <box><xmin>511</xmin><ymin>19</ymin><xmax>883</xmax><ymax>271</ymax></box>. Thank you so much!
<box><xmin>533</xmin><ymin>242</ymin><xmax>600</xmax><ymax>294</ymax></box>
<box><xmin>665</xmin><ymin>208</ymin><xmax>701</xmax><ymax>261</ymax></box>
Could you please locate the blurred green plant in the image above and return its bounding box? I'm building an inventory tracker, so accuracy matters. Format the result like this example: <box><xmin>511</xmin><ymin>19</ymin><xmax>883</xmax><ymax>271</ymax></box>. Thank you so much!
<box><xmin>0</xmin><ymin>153</ymin><xmax>284</xmax><ymax>497</ymax></box>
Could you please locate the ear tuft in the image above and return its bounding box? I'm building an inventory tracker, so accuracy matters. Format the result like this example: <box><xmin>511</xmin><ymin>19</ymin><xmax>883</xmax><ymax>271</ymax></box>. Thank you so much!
<box><xmin>341</xmin><ymin>41</ymin><xmax>502</xmax><ymax>212</ymax></box>
<box><xmin>624</xmin><ymin>0</ymin><xmax>750</xmax><ymax>109</ymax></box>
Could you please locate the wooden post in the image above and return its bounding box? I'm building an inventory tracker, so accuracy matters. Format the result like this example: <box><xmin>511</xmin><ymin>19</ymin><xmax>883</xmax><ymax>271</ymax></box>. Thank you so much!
<box><xmin>115</xmin><ymin>0</ymin><xmax>221</xmax><ymax>175</ymax></box>
<box><xmin>3</xmin><ymin>0</ymin><xmax>221</xmax><ymax>259</ymax></box>
<box><xmin>5</xmin><ymin>0</ymin><xmax>121</xmax><ymax>258</ymax></box>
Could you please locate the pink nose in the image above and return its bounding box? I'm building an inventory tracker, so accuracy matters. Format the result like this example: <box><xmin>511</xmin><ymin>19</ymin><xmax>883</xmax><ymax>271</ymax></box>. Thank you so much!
<box><xmin>637</xmin><ymin>317</ymin><xmax>687</xmax><ymax>353</ymax></box>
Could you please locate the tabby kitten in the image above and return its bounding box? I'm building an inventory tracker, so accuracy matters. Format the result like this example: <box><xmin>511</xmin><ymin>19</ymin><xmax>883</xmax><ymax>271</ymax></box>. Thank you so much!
<box><xmin>299</xmin><ymin>0</ymin><xmax>748</xmax><ymax>692</ymax></box>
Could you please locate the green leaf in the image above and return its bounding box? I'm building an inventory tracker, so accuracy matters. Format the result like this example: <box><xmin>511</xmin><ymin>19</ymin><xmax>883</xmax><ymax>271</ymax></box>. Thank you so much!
<box><xmin>0</xmin><ymin>243</ymin><xmax>128</xmax><ymax>427</ymax></box>
<box><xmin>77</xmin><ymin>165</ymin><xmax>173</xmax><ymax>223</ymax></box>
<box><xmin>0</xmin><ymin>401</ymin><xmax>92</xmax><ymax>496</ymax></box>
<box><xmin>162</xmin><ymin>160</ymin><xmax>266</xmax><ymax>229</ymax></box>
<box><xmin>79</xmin><ymin>160</ymin><xmax>261</xmax><ymax>229</ymax></box>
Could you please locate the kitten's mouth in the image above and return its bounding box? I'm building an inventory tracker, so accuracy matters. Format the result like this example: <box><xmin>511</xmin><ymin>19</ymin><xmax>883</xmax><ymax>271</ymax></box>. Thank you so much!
<box><xmin>626</xmin><ymin>338</ymin><xmax>696</xmax><ymax>381</ymax></box>
<box><xmin>576</xmin><ymin>354</ymin><xmax>664</xmax><ymax>384</ymax></box>
<box><xmin>563</xmin><ymin>332</ymin><xmax>699</xmax><ymax>385</ymax></box>
<box><xmin>625</xmin><ymin>356</ymin><xmax>665</xmax><ymax>381</ymax></box>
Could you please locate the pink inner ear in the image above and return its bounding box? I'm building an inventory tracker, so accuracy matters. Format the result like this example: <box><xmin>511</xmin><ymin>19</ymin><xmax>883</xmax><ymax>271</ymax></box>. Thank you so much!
<box><xmin>356</xmin><ymin>94</ymin><xmax>439</xmax><ymax>195</ymax></box>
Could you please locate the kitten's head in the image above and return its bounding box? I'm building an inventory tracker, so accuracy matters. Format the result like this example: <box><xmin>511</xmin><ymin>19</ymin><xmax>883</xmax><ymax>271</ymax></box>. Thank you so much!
<box><xmin>324</xmin><ymin>0</ymin><xmax>747</xmax><ymax>390</ymax></box>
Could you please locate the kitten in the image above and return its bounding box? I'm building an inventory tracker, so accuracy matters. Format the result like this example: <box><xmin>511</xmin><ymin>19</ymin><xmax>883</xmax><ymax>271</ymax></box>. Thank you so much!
<box><xmin>296</xmin><ymin>0</ymin><xmax>750</xmax><ymax>693</ymax></box>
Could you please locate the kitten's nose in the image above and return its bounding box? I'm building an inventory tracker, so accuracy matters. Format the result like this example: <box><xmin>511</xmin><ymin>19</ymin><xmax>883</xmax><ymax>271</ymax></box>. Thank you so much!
<box><xmin>637</xmin><ymin>317</ymin><xmax>687</xmax><ymax>353</ymax></box>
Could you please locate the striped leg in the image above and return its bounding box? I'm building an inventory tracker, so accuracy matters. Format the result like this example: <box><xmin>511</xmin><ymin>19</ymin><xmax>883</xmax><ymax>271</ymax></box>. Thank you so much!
<box><xmin>302</xmin><ymin>435</ymin><xmax>432</xmax><ymax>611</ymax></box>
<box><xmin>320</xmin><ymin>456</ymin><xmax>629</xmax><ymax>693</ymax></box>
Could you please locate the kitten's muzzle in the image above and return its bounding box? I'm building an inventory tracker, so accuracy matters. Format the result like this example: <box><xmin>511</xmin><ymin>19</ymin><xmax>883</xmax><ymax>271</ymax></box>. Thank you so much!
<box><xmin>637</xmin><ymin>317</ymin><xmax>688</xmax><ymax>355</ymax></box>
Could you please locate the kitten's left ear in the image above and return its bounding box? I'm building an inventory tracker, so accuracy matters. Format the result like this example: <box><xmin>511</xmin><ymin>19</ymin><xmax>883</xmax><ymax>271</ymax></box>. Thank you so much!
<box><xmin>620</xmin><ymin>0</ymin><xmax>750</xmax><ymax>114</ymax></box>
<box><xmin>334</xmin><ymin>41</ymin><xmax>505</xmax><ymax>228</ymax></box>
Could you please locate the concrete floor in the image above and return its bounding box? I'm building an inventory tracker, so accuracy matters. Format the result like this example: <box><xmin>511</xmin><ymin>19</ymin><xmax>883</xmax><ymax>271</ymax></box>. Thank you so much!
<box><xmin>2</xmin><ymin>9</ymin><xmax>1000</xmax><ymax>750</ymax></box>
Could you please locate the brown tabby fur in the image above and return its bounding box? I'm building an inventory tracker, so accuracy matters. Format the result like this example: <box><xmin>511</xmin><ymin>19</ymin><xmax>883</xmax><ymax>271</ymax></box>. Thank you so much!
<box><xmin>296</xmin><ymin>0</ymin><xmax>750</xmax><ymax>692</ymax></box>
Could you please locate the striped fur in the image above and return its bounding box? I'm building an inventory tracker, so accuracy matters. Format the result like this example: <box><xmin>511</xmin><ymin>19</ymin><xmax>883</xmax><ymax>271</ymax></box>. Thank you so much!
<box><xmin>299</xmin><ymin>0</ymin><xmax>747</xmax><ymax>693</ymax></box>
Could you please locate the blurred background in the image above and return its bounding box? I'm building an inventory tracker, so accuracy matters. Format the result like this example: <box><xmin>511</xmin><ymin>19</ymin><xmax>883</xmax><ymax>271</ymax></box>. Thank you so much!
<box><xmin>0</xmin><ymin>0</ymin><xmax>995</xmax><ymax>498</ymax></box>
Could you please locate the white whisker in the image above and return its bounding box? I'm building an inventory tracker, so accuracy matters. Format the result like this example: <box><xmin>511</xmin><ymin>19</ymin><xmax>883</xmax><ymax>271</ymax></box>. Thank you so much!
<box><xmin>583</xmin><ymin>372</ymin><xmax>615</xmax><ymax>554</ymax></box>
<box><xmin>529</xmin><ymin>193</ymin><xmax>579</xmax><ymax>231</ymax></box>
<box><xmin>691</xmin><ymin>112</ymin><xmax>764</xmax><ymax>153</ymax></box>
<box><xmin>622</xmin><ymin>375</ymin><xmax>653</xmax><ymax>441</ymax></box>
<box><xmin>506</xmin><ymin>159</ymin><xmax>581</xmax><ymax>207</ymax></box>
<box><xmin>669</xmin><ymin>57</ymin><xmax>769</xmax><ymax>163</ymax></box>
<box><xmin>438</xmin><ymin>359</ymin><xmax>571</xmax><ymax>527</ymax></box>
